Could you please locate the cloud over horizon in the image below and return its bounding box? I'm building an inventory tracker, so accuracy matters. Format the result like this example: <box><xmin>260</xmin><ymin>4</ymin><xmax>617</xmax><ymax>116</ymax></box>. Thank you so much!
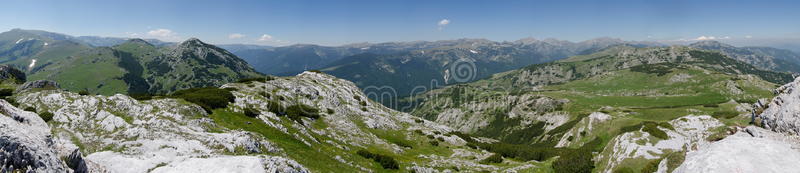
<box><xmin>437</xmin><ymin>19</ymin><xmax>450</xmax><ymax>31</ymax></box>
<box><xmin>228</xmin><ymin>33</ymin><xmax>245</xmax><ymax>39</ymax></box>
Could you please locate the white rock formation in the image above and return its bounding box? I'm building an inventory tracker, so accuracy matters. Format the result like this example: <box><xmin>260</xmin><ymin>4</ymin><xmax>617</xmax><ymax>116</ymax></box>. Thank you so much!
<box><xmin>597</xmin><ymin>115</ymin><xmax>724</xmax><ymax>173</ymax></box>
<box><xmin>14</xmin><ymin>91</ymin><xmax>307</xmax><ymax>173</ymax></box>
<box><xmin>675</xmin><ymin>126</ymin><xmax>800</xmax><ymax>173</ymax></box>
<box><xmin>761</xmin><ymin>77</ymin><xmax>800</xmax><ymax>135</ymax></box>
<box><xmin>0</xmin><ymin>100</ymin><xmax>69</xmax><ymax>172</ymax></box>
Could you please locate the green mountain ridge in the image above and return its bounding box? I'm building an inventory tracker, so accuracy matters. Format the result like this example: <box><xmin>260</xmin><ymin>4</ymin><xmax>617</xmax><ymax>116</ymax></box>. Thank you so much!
<box><xmin>401</xmin><ymin>46</ymin><xmax>786</xmax><ymax>172</ymax></box>
<box><xmin>0</xmin><ymin>29</ymin><xmax>261</xmax><ymax>95</ymax></box>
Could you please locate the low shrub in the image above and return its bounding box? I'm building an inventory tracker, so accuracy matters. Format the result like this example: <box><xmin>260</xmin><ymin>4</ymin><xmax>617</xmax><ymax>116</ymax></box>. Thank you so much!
<box><xmin>243</xmin><ymin>107</ymin><xmax>259</xmax><ymax>117</ymax></box>
<box><xmin>658</xmin><ymin>122</ymin><xmax>675</xmax><ymax>130</ymax></box>
<box><xmin>170</xmin><ymin>87</ymin><xmax>235</xmax><ymax>113</ymax></box>
<box><xmin>0</xmin><ymin>88</ymin><xmax>13</xmax><ymax>97</ymax></box>
<box><xmin>641</xmin><ymin>158</ymin><xmax>664</xmax><ymax>173</ymax></box>
<box><xmin>308</xmin><ymin>70</ymin><xmax>324</xmax><ymax>73</ymax></box>
<box><xmin>39</xmin><ymin>111</ymin><xmax>54</xmax><ymax>122</ymax></box>
<box><xmin>414</xmin><ymin>119</ymin><xmax>424</xmax><ymax>123</ymax></box>
<box><xmin>356</xmin><ymin>150</ymin><xmax>399</xmax><ymax>170</ymax></box>
<box><xmin>78</xmin><ymin>90</ymin><xmax>90</xmax><ymax>95</ymax></box>
<box><xmin>326</xmin><ymin>108</ymin><xmax>335</xmax><ymax>114</ymax></box>
<box><xmin>620</xmin><ymin>123</ymin><xmax>644</xmax><ymax>133</ymax></box>
<box><xmin>3</xmin><ymin>97</ymin><xmax>19</xmax><ymax>107</ymax></box>
<box><xmin>266</xmin><ymin>100</ymin><xmax>285</xmax><ymax>115</ymax></box>
<box><xmin>480</xmin><ymin>154</ymin><xmax>503</xmax><ymax>164</ymax></box>
<box><xmin>285</xmin><ymin>104</ymin><xmax>320</xmax><ymax>122</ymax></box>
<box><xmin>236</xmin><ymin>77</ymin><xmax>273</xmax><ymax>83</ymax></box>
<box><xmin>24</xmin><ymin>107</ymin><xmax>35</xmax><ymax>112</ymax></box>
<box><xmin>712</xmin><ymin>111</ymin><xmax>739</xmax><ymax>119</ymax></box>
<box><xmin>130</xmin><ymin>93</ymin><xmax>160</xmax><ymax>100</ymax></box>
<box><xmin>429</xmin><ymin>140</ymin><xmax>439</xmax><ymax>146</ymax></box>
<box><xmin>643</xmin><ymin>121</ymin><xmax>669</xmax><ymax>139</ymax></box>
<box><xmin>552</xmin><ymin>148</ymin><xmax>595</xmax><ymax>173</ymax></box>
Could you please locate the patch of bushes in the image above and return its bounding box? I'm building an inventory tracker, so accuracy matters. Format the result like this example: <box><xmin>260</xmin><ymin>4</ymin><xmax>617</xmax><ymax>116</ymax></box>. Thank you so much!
<box><xmin>326</xmin><ymin>108</ymin><xmax>335</xmax><ymax>114</ymax></box>
<box><xmin>630</xmin><ymin>63</ymin><xmax>678</xmax><ymax>76</ymax></box>
<box><xmin>356</xmin><ymin>150</ymin><xmax>399</xmax><ymax>170</ymax></box>
<box><xmin>390</xmin><ymin>140</ymin><xmax>413</xmax><ymax>148</ymax></box>
<box><xmin>285</xmin><ymin>104</ymin><xmax>320</xmax><ymax>122</ymax></box>
<box><xmin>243</xmin><ymin>107</ymin><xmax>259</xmax><ymax>117</ymax></box>
<box><xmin>503</xmin><ymin>122</ymin><xmax>545</xmax><ymax>144</ymax></box>
<box><xmin>552</xmin><ymin>148</ymin><xmax>595</xmax><ymax>173</ymax></box>
<box><xmin>429</xmin><ymin>140</ymin><xmax>439</xmax><ymax>146</ymax></box>
<box><xmin>236</xmin><ymin>76</ymin><xmax>274</xmax><ymax>83</ymax></box>
<box><xmin>643</xmin><ymin>121</ymin><xmax>669</xmax><ymax>139</ymax></box>
<box><xmin>266</xmin><ymin>100</ymin><xmax>285</xmax><ymax>115</ymax></box>
<box><xmin>308</xmin><ymin>70</ymin><xmax>324</xmax><ymax>73</ymax></box>
<box><xmin>658</xmin><ymin>122</ymin><xmax>675</xmax><ymax>130</ymax></box>
<box><xmin>39</xmin><ymin>111</ymin><xmax>54</xmax><ymax>122</ymax></box>
<box><xmin>620</xmin><ymin>123</ymin><xmax>644</xmax><ymax>133</ymax></box>
<box><xmin>170</xmin><ymin>87</ymin><xmax>235</xmax><ymax>113</ymax></box>
<box><xmin>712</xmin><ymin>111</ymin><xmax>739</xmax><ymax>119</ymax></box>
<box><xmin>0</xmin><ymin>88</ymin><xmax>13</xmax><ymax>97</ymax></box>
<box><xmin>3</xmin><ymin>97</ymin><xmax>19</xmax><ymax>107</ymax></box>
<box><xmin>130</xmin><ymin>93</ymin><xmax>161</xmax><ymax>100</ymax></box>
<box><xmin>414</xmin><ymin>119</ymin><xmax>423</xmax><ymax>123</ymax></box>
<box><xmin>702</xmin><ymin>103</ymin><xmax>719</xmax><ymax>107</ymax></box>
<box><xmin>480</xmin><ymin>154</ymin><xmax>503</xmax><ymax>164</ymax></box>
<box><xmin>641</xmin><ymin>158</ymin><xmax>664</xmax><ymax>173</ymax></box>
<box><xmin>78</xmin><ymin>90</ymin><xmax>90</xmax><ymax>95</ymax></box>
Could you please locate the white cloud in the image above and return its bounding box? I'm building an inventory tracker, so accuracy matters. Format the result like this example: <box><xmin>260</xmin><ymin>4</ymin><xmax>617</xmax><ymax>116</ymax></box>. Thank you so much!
<box><xmin>125</xmin><ymin>32</ymin><xmax>140</xmax><ymax>37</ymax></box>
<box><xmin>144</xmin><ymin>28</ymin><xmax>182</xmax><ymax>41</ymax></box>
<box><xmin>745</xmin><ymin>35</ymin><xmax>753</xmax><ymax>39</ymax></box>
<box><xmin>685</xmin><ymin>35</ymin><xmax>732</xmax><ymax>41</ymax></box>
<box><xmin>147</xmin><ymin>29</ymin><xmax>175</xmax><ymax>37</ymax></box>
<box><xmin>257</xmin><ymin>34</ymin><xmax>273</xmax><ymax>41</ymax></box>
<box><xmin>438</xmin><ymin>19</ymin><xmax>450</xmax><ymax>30</ymax></box>
<box><xmin>228</xmin><ymin>33</ymin><xmax>245</xmax><ymax>39</ymax></box>
<box><xmin>695</xmin><ymin>36</ymin><xmax>717</xmax><ymax>41</ymax></box>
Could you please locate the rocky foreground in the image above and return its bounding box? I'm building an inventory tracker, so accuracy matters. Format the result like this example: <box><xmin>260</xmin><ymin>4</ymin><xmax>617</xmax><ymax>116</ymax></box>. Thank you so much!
<box><xmin>1</xmin><ymin>71</ymin><xmax>539</xmax><ymax>172</ymax></box>
<box><xmin>674</xmin><ymin>76</ymin><xmax>800</xmax><ymax>172</ymax></box>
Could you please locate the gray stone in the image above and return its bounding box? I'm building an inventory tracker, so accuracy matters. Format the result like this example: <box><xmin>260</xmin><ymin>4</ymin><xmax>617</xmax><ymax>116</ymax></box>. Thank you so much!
<box><xmin>16</xmin><ymin>80</ymin><xmax>60</xmax><ymax>93</ymax></box>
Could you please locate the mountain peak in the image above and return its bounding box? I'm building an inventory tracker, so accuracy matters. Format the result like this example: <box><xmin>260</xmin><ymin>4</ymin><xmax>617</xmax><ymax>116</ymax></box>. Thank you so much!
<box><xmin>124</xmin><ymin>38</ymin><xmax>153</xmax><ymax>46</ymax></box>
<box><xmin>180</xmin><ymin>38</ymin><xmax>206</xmax><ymax>46</ymax></box>
<box><xmin>690</xmin><ymin>40</ymin><xmax>731</xmax><ymax>47</ymax></box>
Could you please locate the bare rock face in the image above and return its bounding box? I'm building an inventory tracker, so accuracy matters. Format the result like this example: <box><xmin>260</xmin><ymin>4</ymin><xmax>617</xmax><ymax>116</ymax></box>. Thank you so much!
<box><xmin>760</xmin><ymin>77</ymin><xmax>800</xmax><ymax>134</ymax></box>
<box><xmin>17</xmin><ymin>80</ymin><xmax>60</xmax><ymax>92</ymax></box>
<box><xmin>0</xmin><ymin>99</ymin><xmax>66</xmax><ymax>172</ymax></box>
<box><xmin>675</xmin><ymin>126</ymin><xmax>800</xmax><ymax>173</ymax></box>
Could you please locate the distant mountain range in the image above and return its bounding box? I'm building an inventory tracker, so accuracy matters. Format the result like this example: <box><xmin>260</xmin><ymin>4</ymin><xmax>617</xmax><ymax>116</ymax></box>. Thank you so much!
<box><xmin>0</xmin><ymin>29</ymin><xmax>260</xmax><ymax>94</ymax></box>
<box><xmin>4</xmin><ymin>28</ymin><xmax>800</xmax><ymax>98</ymax></box>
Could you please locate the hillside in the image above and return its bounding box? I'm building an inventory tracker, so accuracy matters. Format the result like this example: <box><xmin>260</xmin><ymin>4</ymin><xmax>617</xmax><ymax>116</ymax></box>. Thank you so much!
<box><xmin>317</xmin><ymin>38</ymin><xmax>663</xmax><ymax>100</ymax></box>
<box><xmin>690</xmin><ymin>40</ymin><xmax>800</xmax><ymax>73</ymax></box>
<box><xmin>402</xmin><ymin>46</ymin><xmax>788</xmax><ymax>172</ymax></box>
<box><xmin>1</xmin><ymin>70</ymin><xmax>557</xmax><ymax>172</ymax></box>
<box><xmin>25</xmin><ymin>38</ymin><xmax>260</xmax><ymax>95</ymax></box>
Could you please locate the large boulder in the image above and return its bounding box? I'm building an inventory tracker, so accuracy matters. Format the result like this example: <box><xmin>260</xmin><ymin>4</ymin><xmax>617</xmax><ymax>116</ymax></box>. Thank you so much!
<box><xmin>760</xmin><ymin>76</ymin><xmax>800</xmax><ymax>134</ymax></box>
<box><xmin>0</xmin><ymin>65</ymin><xmax>25</xmax><ymax>84</ymax></box>
<box><xmin>16</xmin><ymin>80</ymin><xmax>60</xmax><ymax>93</ymax></box>
<box><xmin>0</xmin><ymin>99</ymin><xmax>66</xmax><ymax>172</ymax></box>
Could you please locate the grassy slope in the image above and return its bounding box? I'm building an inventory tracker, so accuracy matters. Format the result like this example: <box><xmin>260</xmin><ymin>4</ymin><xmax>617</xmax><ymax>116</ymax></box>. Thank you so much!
<box><xmin>406</xmin><ymin>60</ymin><xmax>777</xmax><ymax>171</ymax></box>
<box><xmin>28</xmin><ymin>48</ymin><xmax>128</xmax><ymax>94</ymax></box>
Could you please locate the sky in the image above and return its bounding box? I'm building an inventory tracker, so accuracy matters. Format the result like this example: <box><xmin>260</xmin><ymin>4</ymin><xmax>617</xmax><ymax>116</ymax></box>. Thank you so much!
<box><xmin>1</xmin><ymin>0</ymin><xmax>799</xmax><ymax>46</ymax></box>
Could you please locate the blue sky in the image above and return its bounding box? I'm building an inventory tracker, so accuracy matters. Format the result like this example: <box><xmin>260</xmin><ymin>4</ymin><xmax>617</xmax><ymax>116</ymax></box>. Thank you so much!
<box><xmin>1</xmin><ymin>0</ymin><xmax>799</xmax><ymax>46</ymax></box>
